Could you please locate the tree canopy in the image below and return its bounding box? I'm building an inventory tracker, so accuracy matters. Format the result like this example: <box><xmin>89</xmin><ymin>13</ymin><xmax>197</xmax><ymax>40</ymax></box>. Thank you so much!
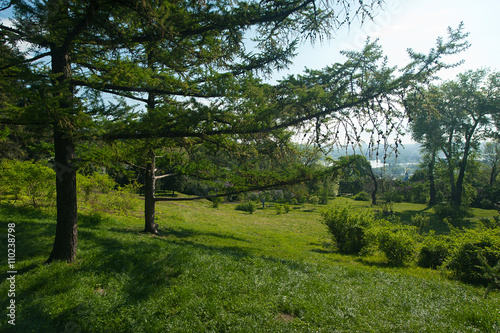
<box><xmin>407</xmin><ymin>69</ymin><xmax>500</xmax><ymax>207</ymax></box>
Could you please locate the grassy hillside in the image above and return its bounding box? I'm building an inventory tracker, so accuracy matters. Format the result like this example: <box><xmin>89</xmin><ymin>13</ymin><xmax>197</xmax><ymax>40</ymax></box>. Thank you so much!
<box><xmin>1</xmin><ymin>197</ymin><xmax>499</xmax><ymax>332</ymax></box>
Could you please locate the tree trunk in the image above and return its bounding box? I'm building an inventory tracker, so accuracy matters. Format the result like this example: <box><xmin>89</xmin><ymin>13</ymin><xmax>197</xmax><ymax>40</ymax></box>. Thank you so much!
<box><xmin>47</xmin><ymin>43</ymin><xmax>78</xmax><ymax>262</ymax></box>
<box><xmin>369</xmin><ymin>169</ymin><xmax>377</xmax><ymax>205</ymax></box>
<box><xmin>428</xmin><ymin>150</ymin><xmax>437</xmax><ymax>206</ymax></box>
<box><xmin>144</xmin><ymin>158</ymin><xmax>158</xmax><ymax>234</ymax></box>
<box><xmin>47</xmin><ymin>129</ymin><xmax>78</xmax><ymax>262</ymax></box>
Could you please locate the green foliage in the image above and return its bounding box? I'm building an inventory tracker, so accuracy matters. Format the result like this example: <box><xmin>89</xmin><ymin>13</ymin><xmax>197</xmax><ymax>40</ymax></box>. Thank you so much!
<box><xmin>477</xmin><ymin>253</ymin><xmax>500</xmax><ymax>298</ymax></box>
<box><xmin>434</xmin><ymin>204</ymin><xmax>472</xmax><ymax>225</ymax></box>
<box><xmin>77</xmin><ymin>172</ymin><xmax>115</xmax><ymax>203</ymax></box>
<box><xmin>210</xmin><ymin>196</ymin><xmax>224</xmax><ymax>209</ymax></box>
<box><xmin>411</xmin><ymin>213</ymin><xmax>430</xmax><ymax>234</ymax></box>
<box><xmin>283</xmin><ymin>204</ymin><xmax>291</xmax><ymax>213</ymax></box>
<box><xmin>275</xmin><ymin>204</ymin><xmax>283</xmax><ymax>214</ymax></box>
<box><xmin>0</xmin><ymin>160</ymin><xmax>55</xmax><ymax>207</ymax></box>
<box><xmin>373</xmin><ymin>224</ymin><xmax>419</xmax><ymax>266</ymax></box>
<box><xmin>298</xmin><ymin>196</ymin><xmax>307</xmax><ymax>204</ymax></box>
<box><xmin>353</xmin><ymin>191</ymin><xmax>370</xmax><ymax>201</ymax></box>
<box><xmin>321</xmin><ymin>205</ymin><xmax>373</xmax><ymax>254</ymax></box>
<box><xmin>382</xmin><ymin>191</ymin><xmax>404</xmax><ymax>203</ymax></box>
<box><xmin>235</xmin><ymin>201</ymin><xmax>257</xmax><ymax>214</ymax></box>
<box><xmin>445</xmin><ymin>228</ymin><xmax>500</xmax><ymax>285</ymax></box>
<box><xmin>417</xmin><ymin>232</ymin><xmax>450</xmax><ymax>269</ymax></box>
<box><xmin>308</xmin><ymin>196</ymin><xmax>319</xmax><ymax>206</ymax></box>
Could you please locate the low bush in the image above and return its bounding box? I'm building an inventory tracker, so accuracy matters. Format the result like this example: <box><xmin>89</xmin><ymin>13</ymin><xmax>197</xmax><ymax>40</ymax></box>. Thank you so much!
<box><xmin>235</xmin><ymin>201</ymin><xmax>257</xmax><ymax>214</ymax></box>
<box><xmin>353</xmin><ymin>191</ymin><xmax>370</xmax><ymax>201</ymax></box>
<box><xmin>445</xmin><ymin>228</ymin><xmax>500</xmax><ymax>285</ymax></box>
<box><xmin>434</xmin><ymin>204</ymin><xmax>472</xmax><ymax>225</ymax></box>
<box><xmin>77</xmin><ymin>172</ymin><xmax>115</xmax><ymax>203</ymax></box>
<box><xmin>373</xmin><ymin>224</ymin><xmax>419</xmax><ymax>266</ymax></box>
<box><xmin>411</xmin><ymin>213</ymin><xmax>430</xmax><ymax>234</ymax></box>
<box><xmin>0</xmin><ymin>160</ymin><xmax>55</xmax><ymax>207</ymax></box>
<box><xmin>308</xmin><ymin>196</ymin><xmax>319</xmax><ymax>205</ymax></box>
<box><xmin>417</xmin><ymin>232</ymin><xmax>450</xmax><ymax>269</ymax></box>
<box><xmin>209</xmin><ymin>196</ymin><xmax>224</xmax><ymax>208</ymax></box>
<box><xmin>283</xmin><ymin>204</ymin><xmax>291</xmax><ymax>213</ymax></box>
<box><xmin>321</xmin><ymin>205</ymin><xmax>373</xmax><ymax>254</ymax></box>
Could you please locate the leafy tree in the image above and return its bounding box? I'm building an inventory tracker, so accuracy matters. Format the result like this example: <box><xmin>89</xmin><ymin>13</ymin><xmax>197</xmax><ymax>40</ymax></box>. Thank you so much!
<box><xmin>407</xmin><ymin>69</ymin><xmax>500</xmax><ymax>208</ymax></box>
<box><xmin>483</xmin><ymin>142</ymin><xmax>500</xmax><ymax>187</ymax></box>
<box><xmin>338</xmin><ymin>154</ymin><xmax>378</xmax><ymax>205</ymax></box>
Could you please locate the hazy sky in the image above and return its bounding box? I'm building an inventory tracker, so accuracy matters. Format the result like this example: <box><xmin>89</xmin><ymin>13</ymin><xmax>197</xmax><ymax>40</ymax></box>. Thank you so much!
<box><xmin>270</xmin><ymin>0</ymin><xmax>500</xmax><ymax>145</ymax></box>
<box><xmin>273</xmin><ymin>0</ymin><xmax>500</xmax><ymax>82</ymax></box>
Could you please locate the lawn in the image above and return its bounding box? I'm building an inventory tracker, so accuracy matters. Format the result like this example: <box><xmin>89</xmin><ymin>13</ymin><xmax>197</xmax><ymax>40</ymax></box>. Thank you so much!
<box><xmin>1</xmin><ymin>196</ymin><xmax>499</xmax><ymax>332</ymax></box>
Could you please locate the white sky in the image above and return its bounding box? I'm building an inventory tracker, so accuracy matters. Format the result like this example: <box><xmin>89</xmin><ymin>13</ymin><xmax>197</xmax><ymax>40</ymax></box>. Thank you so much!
<box><xmin>271</xmin><ymin>0</ymin><xmax>500</xmax><ymax>144</ymax></box>
<box><xmin>273</xmin><ymin>0</ymin><xmax>500</xmax><ymax>82</ymax></box>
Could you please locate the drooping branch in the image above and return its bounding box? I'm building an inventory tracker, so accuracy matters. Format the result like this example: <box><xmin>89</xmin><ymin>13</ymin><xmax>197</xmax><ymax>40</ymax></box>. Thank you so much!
<box><xmin>0</xmin><ymin>52</ymin><xmax>52</xmax><ymax>71</ymax></box>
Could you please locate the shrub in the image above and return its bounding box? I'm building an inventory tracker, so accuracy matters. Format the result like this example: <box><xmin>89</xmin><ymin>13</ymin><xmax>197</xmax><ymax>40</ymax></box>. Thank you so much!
<box><xmin>275</xmin><ymin>204</ymin><xmax>283</xmax><ymax>214</ymax></box>
<box><xmin>353</xmin><ymin>191</ymin><xmax>370</xmax><ymax>201</ymax></box>
<box><xmin>382</xmin><ymin>191</ymin><xmax>403</xmax><ymax>203</ymax></box>
<box><xmin>308</xmin><ymin>196</ymin><xmax>319</xmax><ymax>206</ymax></box>
<box><xmin>445</xmin><ymin>228</ymin><xmax>500</xmax><ymax>285</ymax></box>
<box><xmin>235</xmin><ymin>201</ymin><xmax>257</xmax><ymax>214</ymax></box>
<box><xmin>417</xmin><ymin>232</ymin><xmax>450</xmax><ymax>269</ymax></box>
<box><xmin>321</xmin><ymin>206</ymin><xmax>373</xmax><ymax>254</ymax></box>
<box><xmin>77</xmin><ymin>172</ymin><xmax>115</xmax><ymax>203</ymax></box>
<box><xmin>0</xmin><ymin>160</ymin><xmax>55</xmax><ymax>207</ymax></box>
<box><xmin>283</xmin><ymin>204</ymin><xmax>291</xmax><ymax>213</ymax></box>
<box><xmin>291</xmin><ymin>198</ymin><xmax>298</xmax><ymax>205</ymax></box>
<box><xmin>434</xmin><ymin>204</ymin><xmax>472</xmax><ymax>225</ymax></box>
<box><xmin>374</xmin><ymin>224</ymin><xmax>418</xmax><ymax>266</ymax></box>
<box><xmin>411</xmin><ymin>213</ymin><xmax>430</xmax><ymax>234</ymax></box>
<box><xmin>210</xmin><ymin>196</ymin><xmax>224</xmax><ymax>209</ymax></box>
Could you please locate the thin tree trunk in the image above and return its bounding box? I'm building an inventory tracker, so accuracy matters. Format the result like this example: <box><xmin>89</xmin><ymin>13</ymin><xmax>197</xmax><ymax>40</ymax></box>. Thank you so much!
<box><xmin>369</xmin><ymin>169</ymin><xmax>377</xmax><ymax>205</ymax></box>
<box><xmin>428</xmin><ymin>150</ymin><xmax>437</xmax><ymax>206</ymax></box>
<box><xmin>144</xmin><ymin>157</ymin><xmax>158</xmax><ymax>234</ymax></box>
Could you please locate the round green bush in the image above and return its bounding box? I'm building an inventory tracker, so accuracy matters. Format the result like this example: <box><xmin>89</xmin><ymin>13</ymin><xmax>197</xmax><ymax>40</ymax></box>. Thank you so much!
<box><xmin>445</xmin><ymin>228</ymin><xmax>500</xmax><ymax>285</ymax></box>
<box><xmin>235</xmin><ymin>201</ymin><xmax>257</xmax><ymax>214</ymax></box>
<box><xmin>353</xmin><ymin>191</ymin><xmax>370</xmax><ymax>201</ymax></box>
<box><xmin>375</xmin><ymin>224</ymin><xmax>418</xmax><ymax>266</ymax></box>
<box><xmin>321</xmin><ymin>206</ymin><xmax>373</xmax><ymax>254</ymax></box>
<box><xmin>417</xmin><ymin>233</ymin><xmax>450</xmax><ymax>269</ymax></box>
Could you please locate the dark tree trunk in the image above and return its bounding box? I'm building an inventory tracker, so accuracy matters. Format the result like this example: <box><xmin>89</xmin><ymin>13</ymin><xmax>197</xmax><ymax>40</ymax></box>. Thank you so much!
<box><xmin>47</xmin><ymin>44</ymin><xmax>78</xmax><ymax>263</ymax></box>
<box><xmin>47</xmin><ymin>129</ymin><xmax>78</xmax><ymax>262</ymax></box>
<box><xmin>428</xmin><ymin>150</ymin><xmax>437</xmax><ymax>206</ymax></box>
<box><xmin>369</xmin><ymin>169</ymin><xmax>377</xmax><ymax>205</ymax></box>
<box><xmin>144</xmin><ymin>159</ymin><xmax>158</xmax><ymax>234</ymax></box>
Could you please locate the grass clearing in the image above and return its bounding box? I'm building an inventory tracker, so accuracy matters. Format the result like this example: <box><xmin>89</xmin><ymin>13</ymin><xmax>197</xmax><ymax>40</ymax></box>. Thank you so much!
<box><xmin>1</xmin><ymin>197</ymin><xmax>499</xmax><ymax>332</ymax></box>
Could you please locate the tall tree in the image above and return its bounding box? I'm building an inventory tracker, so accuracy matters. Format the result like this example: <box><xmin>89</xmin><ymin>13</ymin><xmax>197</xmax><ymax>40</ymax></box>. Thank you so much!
<box><xmin>483</xmin><ymin>142</ymin><xmax>500</xmax><ymax>187</ymax></box>
<box><xmin>407</xmin><ymin>69</ymin><xmax>500</xmax><ymax>207</ymax></box>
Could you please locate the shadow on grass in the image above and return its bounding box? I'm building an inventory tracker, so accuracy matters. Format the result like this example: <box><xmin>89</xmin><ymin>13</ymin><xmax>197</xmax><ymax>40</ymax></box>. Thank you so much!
<box><xmin>0</xmin><ymin>205</ymin><xmax>55</xmax><ymax>266</ymax></box>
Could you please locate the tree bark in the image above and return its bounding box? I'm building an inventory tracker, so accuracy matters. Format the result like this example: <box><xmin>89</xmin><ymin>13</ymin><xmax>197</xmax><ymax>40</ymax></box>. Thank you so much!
<box><xmin>369</xmin><ymin>168</ymin><xmax>377</xmax><ymax>205</ymax></box>
<box><xmin>47</xmin><ymin>129</ymin><xmax>78</xmax><ymax>262</ymax></box>
<box><xmin>144</xmin><ymin>158</ymin><xmax>158</xmax><ymax>234</ymax></box>
<box><xmin>47</xmin><ymin>42</ymin><xmax>79</xmax><ymax>262</ymax></box>
<box><xmin>428</xmin><ymin>150</ymin><xmax>437</xmax><ymax>206</ymax></box>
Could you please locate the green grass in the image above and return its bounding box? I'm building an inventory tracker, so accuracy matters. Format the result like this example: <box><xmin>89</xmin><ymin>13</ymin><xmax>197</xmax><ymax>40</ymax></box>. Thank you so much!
<box><xmin>1</xmin><ymin>197</ymin><xmax>499</xmax><ymax>332</ymax></box>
